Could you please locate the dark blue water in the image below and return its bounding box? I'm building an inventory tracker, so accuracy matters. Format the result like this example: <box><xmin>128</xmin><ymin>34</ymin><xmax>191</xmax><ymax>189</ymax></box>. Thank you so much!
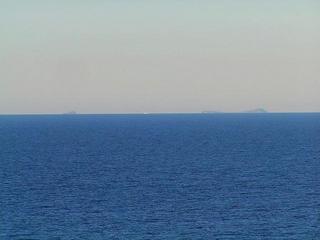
<box><xmin>1</xmin><ymin>114</ymin><xmax>319</xmax><ymax>239</ymax></box>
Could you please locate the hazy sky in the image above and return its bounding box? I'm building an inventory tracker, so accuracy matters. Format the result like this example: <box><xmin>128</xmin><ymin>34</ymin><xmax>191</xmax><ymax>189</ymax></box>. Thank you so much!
<box><xmin>1</xmin><ymin>0</ymin><xmax>319</xmax><ymax>114</ymax></box>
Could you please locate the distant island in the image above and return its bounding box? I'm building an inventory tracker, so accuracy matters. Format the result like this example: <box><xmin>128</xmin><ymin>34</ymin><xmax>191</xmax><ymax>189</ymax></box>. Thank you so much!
<box><xmin>201</xmin><ymin>111</ymin><xmax>223</xmax><ymax>114</ymax></box>
<box><xmin>63</xmin><ymin>111</ymin><xmax>77</xmax><ymax>115</ymax></box>
<box><xmin>202</xmin><ymin>108</ymin><xmax>268</xmax><ymax>114</ymax></box>
<box><xmin>243</xmin><ymin>108</ymin><xmax>268</xmax><ymax>113</ymax></box>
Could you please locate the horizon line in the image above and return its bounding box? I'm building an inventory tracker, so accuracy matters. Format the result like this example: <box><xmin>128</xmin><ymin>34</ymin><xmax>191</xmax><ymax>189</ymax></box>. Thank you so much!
<box><xmin>1</xmin><ymin>111</ymin><xmax>320</xmax><ymax>116</ymax></box>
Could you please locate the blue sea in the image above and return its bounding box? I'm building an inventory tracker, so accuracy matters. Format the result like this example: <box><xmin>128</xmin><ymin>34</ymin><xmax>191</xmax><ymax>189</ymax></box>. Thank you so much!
<box><xmin>1</xmin><ymin>114</ymin><xmax>319</xmax><ymax>239</ymax></box>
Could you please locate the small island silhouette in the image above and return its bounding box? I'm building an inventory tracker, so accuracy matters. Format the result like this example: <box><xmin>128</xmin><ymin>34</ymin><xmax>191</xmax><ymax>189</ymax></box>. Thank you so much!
<box><xmin>243</xmin><ymin>108</ymin><xmax>268</xmax><ymax>113</ymax></box>
<box><xmin>63</xmin><ymin>111</ymin><xmax>77</xmax><ymax>115</ymax></box>
<box><xmin>202</xmin><ymin>108</ymin><xmax>268</xmax><ymax>114</ymax></box>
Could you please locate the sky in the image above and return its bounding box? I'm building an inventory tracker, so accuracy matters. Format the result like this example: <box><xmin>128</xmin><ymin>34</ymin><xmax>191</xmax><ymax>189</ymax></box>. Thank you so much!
<box><xmin>1</xmin><ymin>0</ymin><xmax>319</xmax><ymax>114</ymax></box>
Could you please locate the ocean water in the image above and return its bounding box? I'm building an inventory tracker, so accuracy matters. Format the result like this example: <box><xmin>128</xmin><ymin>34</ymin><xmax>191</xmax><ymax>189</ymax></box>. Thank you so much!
<box><xmin>0</xmin><ymin>113</ymin><xmax>319</xmax><ymax>240</ymax></box>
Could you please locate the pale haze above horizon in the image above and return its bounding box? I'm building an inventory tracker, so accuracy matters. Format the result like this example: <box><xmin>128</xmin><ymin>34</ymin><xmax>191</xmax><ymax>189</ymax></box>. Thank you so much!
<box><xmin>1</xmin><ymin>0</ymin><xmax>319</xmax><ymax>114</ymax></box>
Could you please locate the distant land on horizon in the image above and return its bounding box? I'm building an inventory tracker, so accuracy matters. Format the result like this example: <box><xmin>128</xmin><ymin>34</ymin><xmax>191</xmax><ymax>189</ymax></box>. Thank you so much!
<box><xmin>202</xmin><ymin>108</ymin><xmax>268</xmax><ymax>114</ymax></box>
<box><xmin>63</xmin><ymin>111</ymin><xmax>77</xmax><ymax>115</ymax></box>
<box><xmin>4</xmin><ymin>109</ymin><xmax>320</xmax><ymax>115</ymax></box>
<box><xmin>242</xmin><ymin>108</ymin><xmax>268</xmax><ymax>113</ymax></box>
<box><xmin>62</xmin><ymin>109</ymin><xmax>269</xmax><ymax>115</ymax></box>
